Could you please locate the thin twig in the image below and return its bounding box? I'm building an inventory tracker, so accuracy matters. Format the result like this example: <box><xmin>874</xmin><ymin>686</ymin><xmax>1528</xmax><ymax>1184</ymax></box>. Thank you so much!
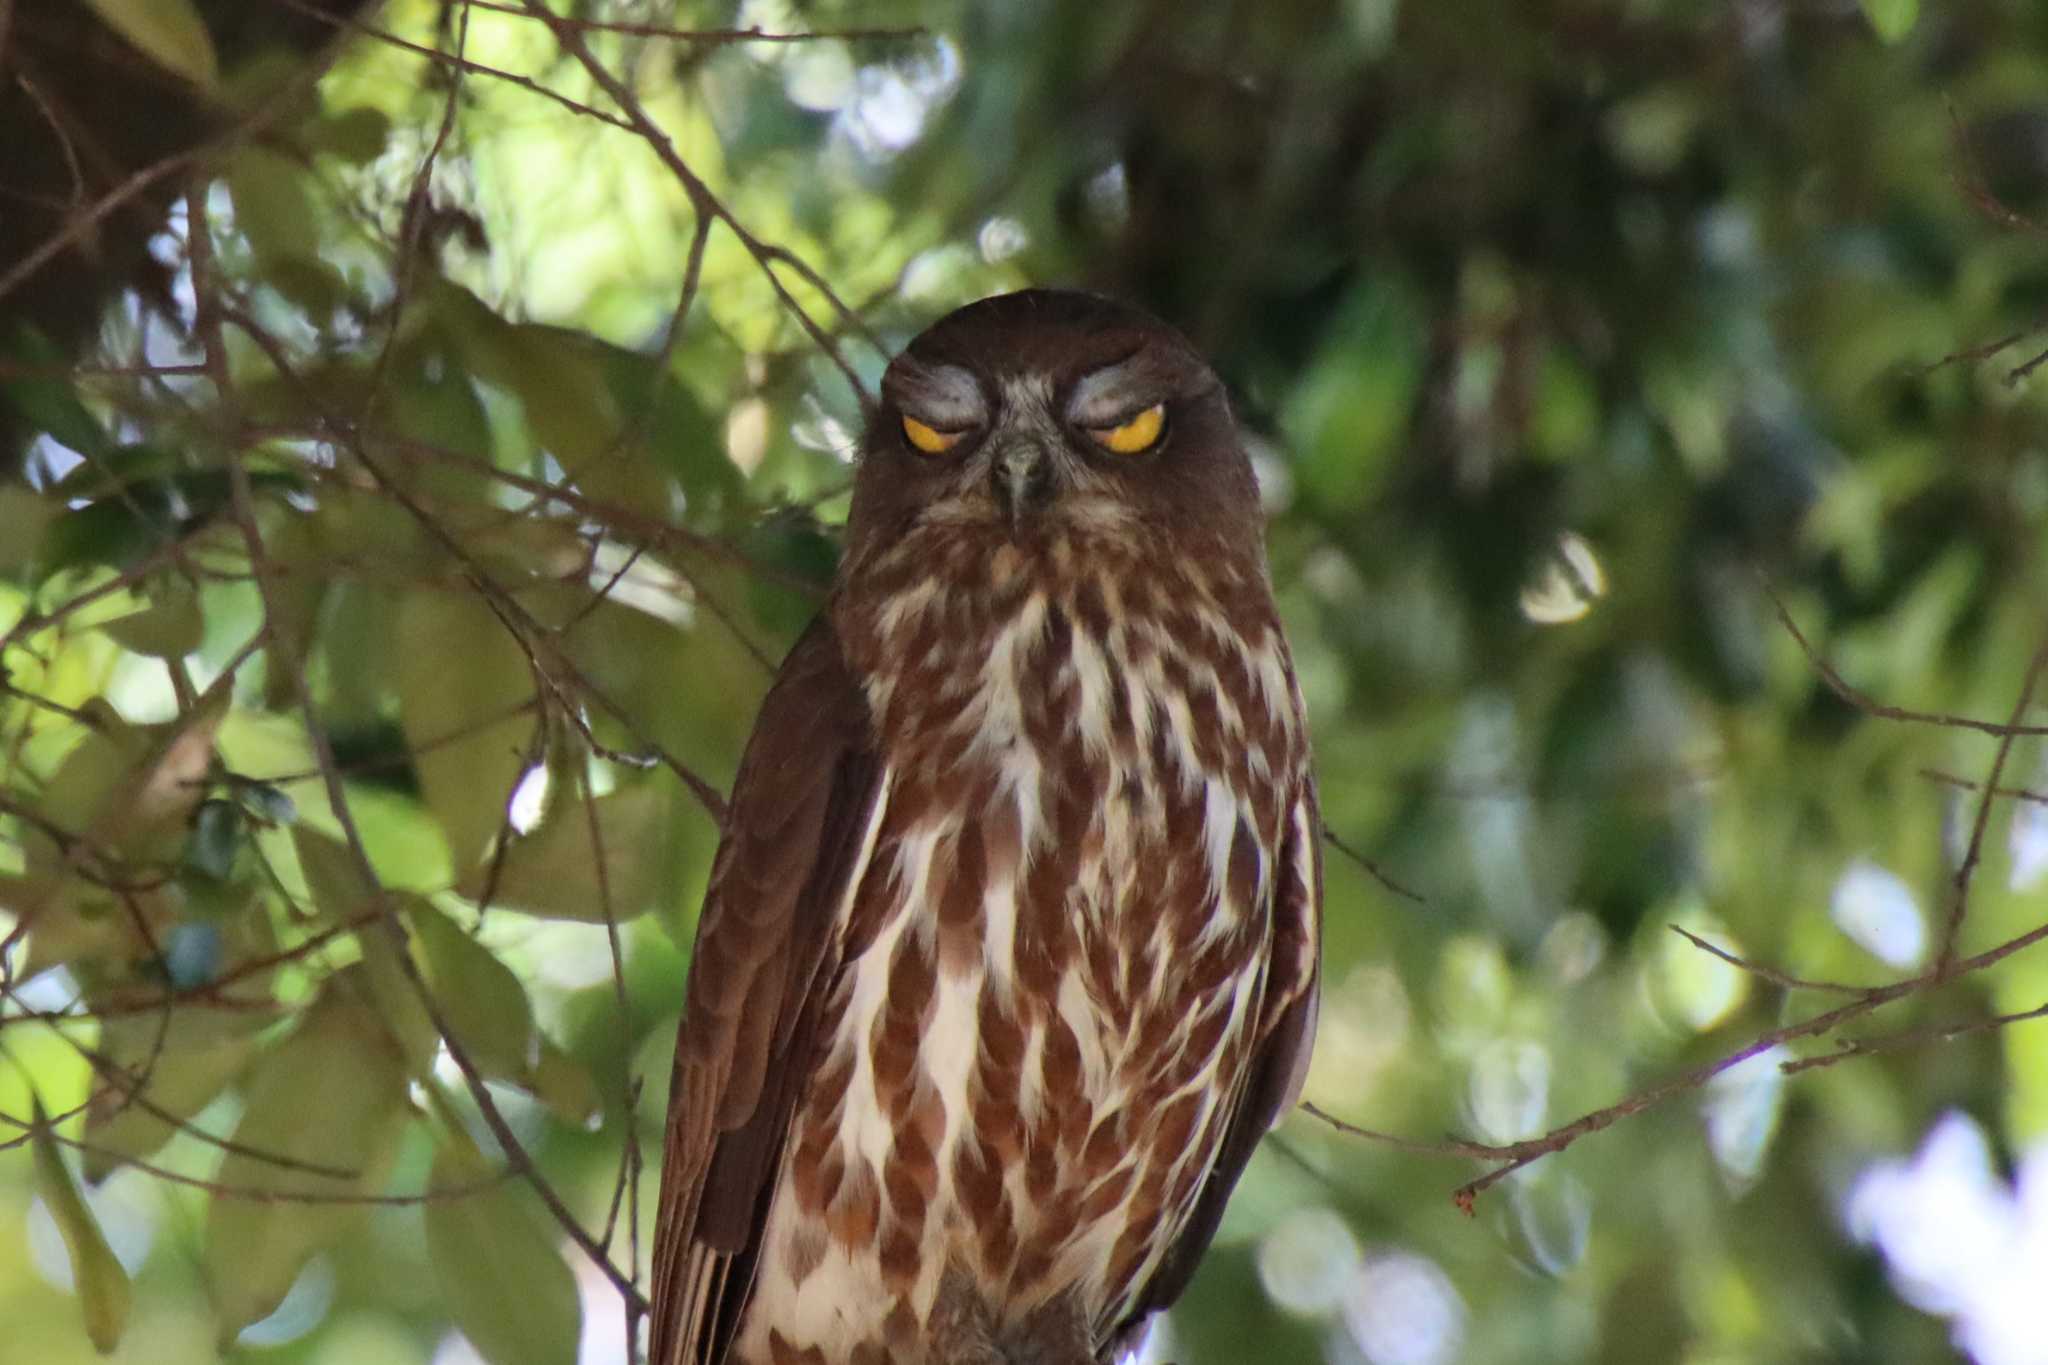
<box><xmin>574</xmin><ymin>761</ymin><xmax>645</xmax><ymax>1360</ymax></box>
<box><xmin>271</xmin><ymin>0</ymin><xmax>637</xmax><ymax>133</ymax></box>
<box><xmin>0</xmin><ymin>907</ymin><xmax>387</xmax><ymax>1036</ymax></box>
<box><xmin>1934</xmin><ymin>635</ymin><xmax>2048</xmax><ymax>976</ymax></box>
<box><xmin>0</xmin><ymin>1106</ymin><xmax>511</xmax><ymax>1202</ymax></box>
<box><xmin>513</xmin><ymin>0</ymin><xmax>880</xmax><ymax>400</ymax></box>
<box><xmin>1309</xmin><ymin>788</ymin><xmax>2048</xmax><ymax>1210</ymax></box>
<box><xmin>0</xmin><ymin>34</ymin><xmax>328</xmax><ymax>310</ymax></box>
<box><xmin>1909</xmin><ymin>327</ymin><xmax>2035</xmax><ymax>378</ymax></box>
<box><xmin>1666</xmin><ymin>924</ymin><xmax>1867</xmax><ymax>995</ymax></box>
<box><xmin>1442</xmin><ymin>986</ymin><xmax>1908</xmax><ymax>1209</ymax></box>
<box><xmin>2009</xmin><ymin>346</ymin><xmax>2048</xmax><ymax>388</ymax></box>
<box><xmin>0</xmin><ymin>147</ymin><xmax>202</xmax><ymax>308</ymax></box>
<box><xmin>188</xmin><ymin>181</ymin><xmax>653</xmax><ymax>1314</ymax></box>
<box><xmin>1761</xmin><ymin>579</ymin><xmax>2048</xmax><ymax>738</ymax></box>
<box><xmin>1918</xmin><ymin>766</ymin><xmax>2048</xmax><ymax>806</ymax></box>
<box><xmin>459</xmin><ymin>1</ymin><xmax>925</xmax><ymax>44</ymax></box>
<box><xmin>1948</xmin><ymin>97</ymin><xmax>2048</xmax><ymax>239</ymax></box>
<box><xmin>361</xmin><ymin>0</ymin><xmax>472</xmax><ymax>418</ymax></box>
<box><xmin>27</xmin><ymin>1014</ymin><xmax>360</xmax><ymax>1180</ymax></box>
<box><xmin>1319</xmin><ymin>824</ymin><xmax>1426</xmax><ymax>905</ymax></box>
<box><xmin>1298</xmin><ymin>1102</ymin><xmax>1514</xmax><ymax>1161</ymax></box>
<box><xmin>1779</xmin><ymin>1001</ymin><xmax>2048</xmax><ymax>1076</ymax></box>
<box><xmin>224</xmin><ymin>306</ymin><xmax>733</xmax><ymax>823</ymax></box>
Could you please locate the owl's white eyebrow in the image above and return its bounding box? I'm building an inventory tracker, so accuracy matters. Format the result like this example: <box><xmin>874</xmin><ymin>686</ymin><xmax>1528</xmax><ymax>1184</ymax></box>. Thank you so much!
<box><xmin>1068</xmin><ymin>354</ymin><xmax>1168</xmax><ymax>427</ymax></box>
<box><xmin>884</xmin><ymin>361</ymin><xmax>985</xmax><ymax>429</ymax></box>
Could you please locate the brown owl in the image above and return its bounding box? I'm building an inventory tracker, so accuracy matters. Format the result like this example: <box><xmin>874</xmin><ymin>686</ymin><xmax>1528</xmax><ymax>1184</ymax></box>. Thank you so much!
<box><xmin>650</xmin><ymin>289</ymin><xmax>1321</xmax><ymax>1365</ymax></box>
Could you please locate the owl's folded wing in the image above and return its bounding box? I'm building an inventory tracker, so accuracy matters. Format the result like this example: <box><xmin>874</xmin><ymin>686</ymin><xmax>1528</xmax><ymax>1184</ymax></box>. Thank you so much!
<box><xmin>1112</xmin><ymin>777</ymin><xmax>1323</xmax><ymax>1350</ymax></box>
<box><xmin>649</xmin><ymin>614</ymin><xmax>884</xmax><ymax>1365</ymax></box>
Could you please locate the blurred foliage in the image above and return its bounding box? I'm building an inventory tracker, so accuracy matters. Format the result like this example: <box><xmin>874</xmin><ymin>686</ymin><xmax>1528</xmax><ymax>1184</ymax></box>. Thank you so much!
<box><xmin>3</xmin><ymin>1</ymin><xmax>2048</xmax><ymax>1363</ymax></box>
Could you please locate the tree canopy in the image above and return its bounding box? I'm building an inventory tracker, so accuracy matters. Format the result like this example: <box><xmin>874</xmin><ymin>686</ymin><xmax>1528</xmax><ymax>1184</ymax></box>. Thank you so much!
<box><xmin>4</xmin><ymin>1</ymin><xmax>2048</xmax><ymax>1363</ymax></box>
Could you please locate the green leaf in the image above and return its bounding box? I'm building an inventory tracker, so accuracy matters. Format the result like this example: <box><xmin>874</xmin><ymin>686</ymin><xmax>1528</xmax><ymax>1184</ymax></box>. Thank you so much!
<box><xmin>41</xmin><ymin>501</ymin><xmax>163</xmax><ymax>575</ymax></box>
<box><xmin>78</xmin><ymin>0</ymin><xmax>219</xmax><ymax>88</ymax></box>
<box><xmin>382</xmin><ymin>335</ymin><xmax>497</xmax><ymax>503</ymax></box>
<box><xmin>33</xmin><ymin>726</ymin><xmax>137</xmax><ymax>857</ymax></box>
<box><xmin>1283</xmin><ymin>279</ymin><xmax>1424</xmax><ymax>513</ymax></box>
<box><xmin>226</xmin><ymin>147</ymin><xmax>320</xmax><ymax>264</ymax></box>
<box><xmin>289</xmin><ymin>826</ymin><xmax>379</xmax><ymax>922</ymax></box>
<box><xmin>224</xmin><ymin>147</ymin><xmax>342</xmax><ymax>311</ymax></box>
<box><xmin>425</xmin><ymin>1128</ymin><xmax>582</xmax><ymax>1365</ymax></box>
<box><xmin>1529</xmin><ymin>349</ymin><xmax>1600</xmax><ymax>463</ymax></box>
<box><xmin>203</xmin><ymin>966</ymin><xmax>411</xmax><ymax>1342</ymax></box>
<box><xmin>1648</xmin><ymin>903</ymin><xmax>1749</xmax><ymax>1033</ymax></box>
<box><xmin>11</xmin><ymin>874</ymin><xmax>141</xmax><ymax>981</ymax></box>
<box><xmin>409</xmin><ymin>902</ymin><xmax>537</xmax><ymax>1082</ymax></box>
<box><xmin>394</xmin><ymin>590</ymin><xmax>536</xmax><ymax>870</ymax></box>
<box><xmin>31</xmin><ymin>1096</ymin><xmax>134</xmax><ymax>1353</ymax></box>
<box><xmin>259</xmin><ymin>513</ymin><xmax>331</xmax><ymax>710</ymax></box>
<box><xmin>459</xmin><ymin>781</ymin><xmax>668</xmax><ymax>922</ymax></box>
<box><xmin>290</xmin><ymin>829</ymin><xmax>438</xmax><ymax>1075</ymax></box>
<box><xmin>432</xmin><ymin>284</ymin><xmax>668</xmax><ymax>513</ymax></box>
<box><xmin>593</xmin><ymin>345</ymin><xmax>740</xmax><ymax>510</ymax></box>
<box><xmin>1</xmin><ymin>326</ymin><xmax>113</xmax><ymax>459</ymax></box>
<box><xmin>84</xmin><ymin>1007</ymin><xmax>276</xmax><ymax>1181</ymax></box>
<box><xmin>50</xmin><ymin>440</ymin><xmax>184</xmax><ymax>498</ymax></box>
<box><xmin>527</xmin><ymin>1040</ymin><xmax>602</xmax><ymax>1130</ymax></box>
<box><xmin>42</xmin><ymin>466</ymin><xmax>301</xmax><ymax>574</ymax></box>
<box><xmin>1860</xmin><ymin>0</ymin><xmax>1918</xmax><ymax>42</ymax></box>
<box><xmin>99</xmin><ymin>576</ymin><xmax>204</xmax><ymax>658</ymax></box>
<box><xmin>478</xmin><ymin>322</ymin><xmax>625</xmax><ymax>468</ymax></box>
<box><xmin>0</xmin><ymin>486</ymin><xmax>56</xmax><ymax>572</ymax></box>
<box><xmin>358</xmin><ymin>920</ymin><xmax>441</xmax><ymax>1079</ymax></box>
<box><xmin>35</xmin><ymin>701</ymin><xmax>223</xmax><ymax>870</ymax></box>
<box><xmin>306</xmin><ymin>107</ymin><xmax>393</xmax><ymax>164</ymax></box>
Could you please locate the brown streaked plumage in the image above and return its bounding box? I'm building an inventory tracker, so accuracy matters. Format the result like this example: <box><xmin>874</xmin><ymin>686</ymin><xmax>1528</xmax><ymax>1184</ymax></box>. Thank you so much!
<box><xmin>651</xmin><ymin>289</ymin><xmax>1321</xmax><ymax>1365</ymax></box>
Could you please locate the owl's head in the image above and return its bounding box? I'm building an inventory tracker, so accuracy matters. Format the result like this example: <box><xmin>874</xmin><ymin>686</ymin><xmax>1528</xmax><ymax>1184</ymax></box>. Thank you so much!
<box><xmin>846</xmin><ymin>290</ymin><xmax>1260</xmax><ymax>562</ymax></box>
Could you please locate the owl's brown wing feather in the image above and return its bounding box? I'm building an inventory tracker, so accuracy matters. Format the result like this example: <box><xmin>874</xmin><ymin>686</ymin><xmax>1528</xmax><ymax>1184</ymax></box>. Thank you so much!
<box><xmin>649</xmin><ymin>615</ymin><xmax>883</xmax><ymax>1365</ymax></box>
<box><xmin>1112</xmin><ymin>779</ymin><xmax>1323</xmax><ymax>1351</ymax></box>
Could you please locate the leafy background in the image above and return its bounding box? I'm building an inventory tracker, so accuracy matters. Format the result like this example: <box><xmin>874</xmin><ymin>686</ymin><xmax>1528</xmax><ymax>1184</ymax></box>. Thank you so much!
<box><xmin>4</xmin><ymin>1</ymin><xmax>2048</xmax><ymax>1363</ymax></box>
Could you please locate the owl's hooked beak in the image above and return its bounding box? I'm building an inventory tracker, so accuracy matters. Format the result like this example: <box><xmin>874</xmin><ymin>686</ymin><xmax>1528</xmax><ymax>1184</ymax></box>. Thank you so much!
<box><xmin>991</xmin><ymin>440</ymin><xmax>1056</xmax><ymax>528</ymax></box>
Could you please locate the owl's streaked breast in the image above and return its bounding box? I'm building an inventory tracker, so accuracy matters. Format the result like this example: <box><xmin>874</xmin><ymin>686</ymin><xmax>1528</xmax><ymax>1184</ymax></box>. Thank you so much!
<box><xmin>725</xmin><ymin>526</ymin><xmax>1314</xmax><ymax>1365</ymax></box>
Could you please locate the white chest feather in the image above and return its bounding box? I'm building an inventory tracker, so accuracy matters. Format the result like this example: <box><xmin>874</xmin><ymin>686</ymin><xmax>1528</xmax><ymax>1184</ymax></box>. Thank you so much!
<box><xmin>733</xmin><ymin>574</ymin><xmax>1304</xmax><ymax>1365</ymax></box>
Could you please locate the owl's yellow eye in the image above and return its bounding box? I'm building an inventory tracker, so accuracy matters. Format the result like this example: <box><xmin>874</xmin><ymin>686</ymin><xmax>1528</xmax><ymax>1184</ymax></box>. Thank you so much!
<box><xmin>901</xmin><ymin>414</ymin><xmax>963</xmax><ymax>455</ymax></box>
<box><xmin>1087</xmin><ymin>403</ymin><xmax>1165</xmax><ymax>455</ymax></box>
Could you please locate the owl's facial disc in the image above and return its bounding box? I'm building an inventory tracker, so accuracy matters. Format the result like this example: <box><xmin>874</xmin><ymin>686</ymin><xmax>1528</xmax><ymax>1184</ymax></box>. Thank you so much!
<box><xmin>985</xmin><ymin>356</ymin><xmax>1183</xmax><ymax>529</ymax></box>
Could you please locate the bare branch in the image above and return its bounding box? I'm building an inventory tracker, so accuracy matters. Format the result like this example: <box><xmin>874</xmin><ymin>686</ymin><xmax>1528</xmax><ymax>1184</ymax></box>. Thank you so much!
<box><xmin>1934</xmin><ymin>636</ymin><xmax>2048</xmax><ymax>975</ymax></box>
<box><xmin>1298</xmin><ymin>1102</ymin><xmax>1515</xmax><ymax>1162</ymax></box>
<box><xmin>360</xmin><ymin>0</ymin><xmax>473</xmax><ymax>415</ymax></box>
<box><xmin>1761</xmin><ymin>580</ymin><xmax>2048</xmax><ymax>738</ymax></box>
<box><xmin>512</xmin><ymin>0</ymin><xmax>880</xmax><ymax>400</ymax></box>
<box><xmin>1778</xmin><ymin>1000</ymin><xmax>2048</xmax><ymax>1076</ymax></box>
<box><xmin>1306</xmin><ymin>903</ymin><xmax>2048</xmax><ymax>1209</ymax></box>
<box><xmin>222</xmin><ymin>305</ymin><xmax>733</xmax><ymax>823</ymax></box>
<box><xmin>1909</xmin><ymin>326</ymin><xmax>2039</xmax><ymax>379</ymax></box>
<box><xmin>0</xmin><ymin>1105</ymin><xmax>512</xmax><ymax>1204</ymax></box>
<box><xmin>458</xmin><ymin>0</ymin><xmax>925</xmax><ymax>45</ymax></box>
<box><xmin>1918</xmin><ymin>766</ymin><xmax>2048</xmax><ymax>806</ymax></box>
<box><xmin>1666</xmin><ymin>924</ymin><xmax>1867</xmax><ymax>995</ymax></box>
<box><xmin>572</xmin><ymin>760</ymin><xmax>645</xmax><ymax>1358</ymax></box>
<box><xmin>1320</xmin><ymin>823</ymin><xmax>1427</xmax><ymax>906</ymax></box>
<box><xmin>187</xmin><ymin>181</ymin><xmax>653</xmax><ymax>1315</ymax></box>
<box><xmin>271</xmin><ymin>0</ymin><xmax>638</xmax><ymax>132</ymax></box>
<box><xmin>0</xmin><ymin>29</ymin><xmax>329</xmax><ymax>310</ymax></box>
